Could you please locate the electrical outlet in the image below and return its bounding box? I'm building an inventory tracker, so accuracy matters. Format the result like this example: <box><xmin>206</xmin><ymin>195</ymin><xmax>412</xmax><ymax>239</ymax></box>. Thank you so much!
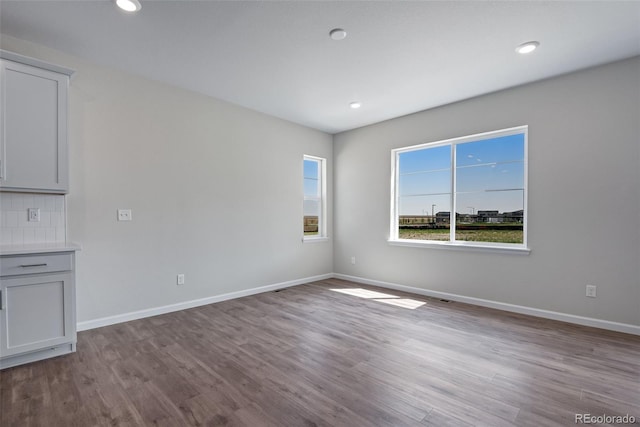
<box><xmin>177</xmin><ymin>274</ymin><xmax>185</xmax><ymax>285</ymax></box>
<box><xmin>117</xmin><ymin>209</ymin><xmax>132</xmax><ymax>221</ymax></box>
<box><xmin>351</xmin><ymin>256</ymin><xmax>356</xmax><ymax>265</ymax></box>
<box><xmin>586</xmin><ymin>285</ymin><xmax>597</xmax><ymax>298</ymax></box>
<box><xmin>28</xmin><ymin>208</ymin><xmax>40</xmax><ymax>222</ymax></box>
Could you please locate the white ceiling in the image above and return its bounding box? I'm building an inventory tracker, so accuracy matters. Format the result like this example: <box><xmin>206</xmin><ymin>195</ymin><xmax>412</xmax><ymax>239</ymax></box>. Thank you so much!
<box><xmin>1</xmin><ymin>1</ymin><xmax>639</xmax><ymax>134</ymax></box>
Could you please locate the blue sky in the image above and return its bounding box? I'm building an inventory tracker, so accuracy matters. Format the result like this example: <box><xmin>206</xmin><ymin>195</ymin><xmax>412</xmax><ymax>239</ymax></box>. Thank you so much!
<box><xmin>398</xmin><ymin>133</ymin><xmax>525</xmax><ymax>216</ymax></box>
<box><xmin>304</xmin><ymin>159</ymin><xmax>320</xmax><ymax>216</ymax></box>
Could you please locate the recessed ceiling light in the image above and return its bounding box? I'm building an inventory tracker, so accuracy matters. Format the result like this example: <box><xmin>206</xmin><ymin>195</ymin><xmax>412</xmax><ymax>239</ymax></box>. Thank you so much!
<box><xmin>349</xmin><ymin>101</ymin><xmax>361</xmax><ymax>109</ymax></box>
<box><xmin>115</xmin><ymin>0</ymin><xmax>142</xmax><ymax>13</ymax></box>
<box><xmin>516</xmin><ymin>41</ymin><xmax>540</xmax><ymax>54</ymax></box>
<box><xmin>330</xmin><ymin>28</ymin><xmax>347</xmax><ymax>41</ymax></box>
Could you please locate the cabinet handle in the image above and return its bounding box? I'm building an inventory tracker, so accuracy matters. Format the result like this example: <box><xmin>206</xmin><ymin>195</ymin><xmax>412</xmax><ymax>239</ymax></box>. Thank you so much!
<box><xmin>19</xmin><ymin>263</ymin><xmax>48</xmax><ymax>268</ymax></box>
<box><xmin>0</xmin><ymin>290</ymin><xmax>3</xmax><ymax>310</ymax></box>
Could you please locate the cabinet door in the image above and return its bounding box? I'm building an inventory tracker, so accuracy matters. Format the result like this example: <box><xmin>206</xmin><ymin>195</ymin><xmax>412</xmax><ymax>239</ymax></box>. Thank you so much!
<box><xmin>0</xmin><ymin>272</ymin><xmax>75</xmax><ymax>357</ymax></box>
<box><xmin>0</xmin><ymin>59</ymin><xmax>69</xmax><ymax>193</ymax></box>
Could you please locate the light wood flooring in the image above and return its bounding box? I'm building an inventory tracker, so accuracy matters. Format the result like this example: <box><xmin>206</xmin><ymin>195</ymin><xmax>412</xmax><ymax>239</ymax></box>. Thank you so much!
<box><xmin>1</xmin><ymin>278</ymin><xmax>639</xmax><ymax>426</ymax></box>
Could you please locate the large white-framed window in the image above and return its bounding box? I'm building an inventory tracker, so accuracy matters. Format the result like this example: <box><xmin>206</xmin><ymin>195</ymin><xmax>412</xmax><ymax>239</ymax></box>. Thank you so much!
<box><xmin>390</xmin><ymin>126</ymin><xmax>528</xmax><ymax>253</ymax></box>
<box><xmin>303</xmin><ymin>155</ymin><xmax>327</xmax><ymax>241</ymax></box>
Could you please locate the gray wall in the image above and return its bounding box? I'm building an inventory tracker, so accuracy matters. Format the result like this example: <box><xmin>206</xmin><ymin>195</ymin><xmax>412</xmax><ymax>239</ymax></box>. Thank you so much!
<box><xmin>3</xmin><ymin>34</ymin><xmax>638</xmax><ymax>328</ymax></box>
<box><xmin>1</xmin><ymin>36</ymin><xmax>333</xmax><ymax>323</ymax></box>
<box><xmin>334</xmin><ymin>57</ymin><xmax>640</xmax><ymax>326</ymax></box>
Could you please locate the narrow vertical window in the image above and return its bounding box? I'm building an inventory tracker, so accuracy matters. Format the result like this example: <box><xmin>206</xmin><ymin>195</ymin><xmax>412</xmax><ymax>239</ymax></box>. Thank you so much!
<box><xmin>303</xmin><ymin>155</ymin><xmax>326</xmax><ymax>240</ymax></box>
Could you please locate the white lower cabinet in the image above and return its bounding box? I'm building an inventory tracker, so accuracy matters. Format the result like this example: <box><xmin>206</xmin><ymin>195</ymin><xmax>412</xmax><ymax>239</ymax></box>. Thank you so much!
<box><xmin>0</xmin><ymin>251</ymin><xmax>76</xmax><ymax>369</ymax></box>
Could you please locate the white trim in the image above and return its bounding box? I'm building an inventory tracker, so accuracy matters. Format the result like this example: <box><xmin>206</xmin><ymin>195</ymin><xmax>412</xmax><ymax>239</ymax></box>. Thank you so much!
<box><xmin>0</xmin><ymin>49</ymin><xmax>74</xmax><ymax>77</ymax></box>
<box><xmin>303</xmin><ymin>236</ymin><xmax>330</xmax><ymax>243</ymax></box>
<box><xmin>394</xmin><ymin>125</ymin><xmax>528</xmax><ymax>154</ymax></box>
<box><xmin>76</xmin><ymin>273</ymin><xmax>333</xmax><ymax>331</ymax></box>
<box><xmin>389</xmin><ymin>149</ymin><xmax>399</xmax><ymax>240</ymax></box>
<box><xmin>522</xmin><ymin>128</ymin><xmax>529</xmax><ymax>248</ymax></box>
<box><xmin>388</xmin><ymin>239</ymin><xmax>530</xmax><ymax>255</ymax></box>
<box><xmin>333</xmin><ymin>273</ymin><xmax>640</xmax><ymax>336</ymax></box>
<box><xmin>450</xmin><ymin>140</ymin><xmax>456</xmax><ymax>241</ymax></box>
<box><xmin>0</xmin><ymin>343</ymin><xmax>75</xmax><ymax>370</ymax></box>
<box><xmin>77</xmin><ymin>271</ymin><xmax>639</xmax><ymax>336</ymax></box>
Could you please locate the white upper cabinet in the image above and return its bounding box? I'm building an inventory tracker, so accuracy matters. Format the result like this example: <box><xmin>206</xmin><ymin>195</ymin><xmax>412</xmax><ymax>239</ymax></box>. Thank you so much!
<box><xmin>0</xmin><ymin>51</ymin><xmax>74</xmax><ymax>193</ymax></box>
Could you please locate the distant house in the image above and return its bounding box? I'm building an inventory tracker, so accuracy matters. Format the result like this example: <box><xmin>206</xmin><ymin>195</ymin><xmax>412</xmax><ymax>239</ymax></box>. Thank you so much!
<box><xmin>502</xmin><ymin>209</ymin><xmax>524</xmax><ymax>223</ymax></box>
<box><xmin>456</xmin><ymin>213</ymin><xmax>478</xmax><ymax>223</ymax></box>
<box><xmin>477</xmin><ymin>210</ymin><xmax>501</xmax><ymax>223</ymax></box>
<box><xmin>435</xmin><ymin>211</ymin><xmax>450</xmax><ymax>224</ymax></box>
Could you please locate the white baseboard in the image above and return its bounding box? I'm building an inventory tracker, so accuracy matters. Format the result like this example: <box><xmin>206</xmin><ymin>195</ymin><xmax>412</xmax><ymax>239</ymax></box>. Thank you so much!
<box><xmin>333</xmin><ymin>273</ymin><xmax>640</xmax><ymax>336</ymax></box>
<box><xmin>76</xmin><ymin>273</ymin><xmax>333</xmax><ymax>331</ymax></box>
<box><xmin>78</xmin><ymin>271</ymin><xmax>640</xmax><ymax>336</ymax></box>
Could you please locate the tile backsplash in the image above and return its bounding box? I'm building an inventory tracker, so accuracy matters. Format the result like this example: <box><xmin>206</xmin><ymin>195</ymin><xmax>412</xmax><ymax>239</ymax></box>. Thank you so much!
<box><xmin>0</xmin><ymin>193</ymin><xmax>66</xmax><ymax>245</ymax></box>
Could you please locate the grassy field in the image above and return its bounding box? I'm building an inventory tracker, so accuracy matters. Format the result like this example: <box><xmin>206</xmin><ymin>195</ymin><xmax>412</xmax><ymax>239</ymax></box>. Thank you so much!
<box><xmin>399</xmin><ymin>228</ymin><xmax>523</xmax><ymax>244</ymax></box>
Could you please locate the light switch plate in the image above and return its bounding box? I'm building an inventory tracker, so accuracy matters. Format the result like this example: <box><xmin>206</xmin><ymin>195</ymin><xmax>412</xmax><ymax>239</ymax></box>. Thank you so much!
<box><xmin>117</xmin><ymin>209</ymin><xmax>132</xmax><ymax>221</ymax></box>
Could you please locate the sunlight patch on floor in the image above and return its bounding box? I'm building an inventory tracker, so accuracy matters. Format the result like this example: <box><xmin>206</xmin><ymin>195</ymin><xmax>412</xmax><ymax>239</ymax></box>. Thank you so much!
<box><xmin>330</xmin><ymin>288</ymin><xmax>426</xmax><ymax>309</ymax></box>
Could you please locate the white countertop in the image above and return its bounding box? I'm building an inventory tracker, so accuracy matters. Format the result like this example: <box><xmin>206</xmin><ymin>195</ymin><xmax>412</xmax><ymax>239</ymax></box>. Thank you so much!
<box><xmin>0</xmin><ymin>242</ymin><xmax>82</xmax><ymax>256</ymax></box>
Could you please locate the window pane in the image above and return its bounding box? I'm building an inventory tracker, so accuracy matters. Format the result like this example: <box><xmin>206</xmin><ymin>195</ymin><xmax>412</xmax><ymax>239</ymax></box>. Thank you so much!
<box><xmin>304</xmin><ymin>159</ymin><xmax>320</xmax><ymax>197</ymax></box>
<box><xmin>399</xmin><ymin>169</ymin><xmax>451</xmax><ymax>197</ymax></box>
<box><xmin>455</xmin><ymin>190</ymin><xmax>524</xmax><ymax>244</ymax></box>
<box><xmin>303</xmin><ymin>159</ymin><xmax>319</xmax><ymax>179</ymax></box>
<box><xmin>304</xmin><ymin>177</ymin><xmax>319</xmax><ymax>197</ymax></box>
<box><xmin>398</xmin><ymin>194</ymin><xmax>451</xmax><ymax>241</ymax></box>
<box><xmin>399</xmin><ymin>145</ymin><xmax>451</xmax><ymax>174</ymax></box>
<box><xmin>456</xmin><ymin>134</ymin><xmax>524</xmax><ymax>167</ymax></box>
<box><xmin>456</xmin><ymin>162</ymin><xmax>524</xmax><ymax>193</ymax></box>
<box><xmin>397</xmin><ymin>146</ymin><xmax>452</xmax><ymax>242</ymax></box>
<box><xmin>304</xmin><ymin>198</ymin><xmax>320</xmax><ymax>236</ymax></box>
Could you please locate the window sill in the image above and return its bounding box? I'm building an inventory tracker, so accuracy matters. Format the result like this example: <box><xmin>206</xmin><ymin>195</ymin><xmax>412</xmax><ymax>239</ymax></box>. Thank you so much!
<box><xmin>303</xmin><ymin>236</ymin><xmax>330</xmax><ymax>243</ymax></box>
<box><xmin>388</xmin><ymin>239</ymin><xmax>530</xmax><ymax>255</ymax></box>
